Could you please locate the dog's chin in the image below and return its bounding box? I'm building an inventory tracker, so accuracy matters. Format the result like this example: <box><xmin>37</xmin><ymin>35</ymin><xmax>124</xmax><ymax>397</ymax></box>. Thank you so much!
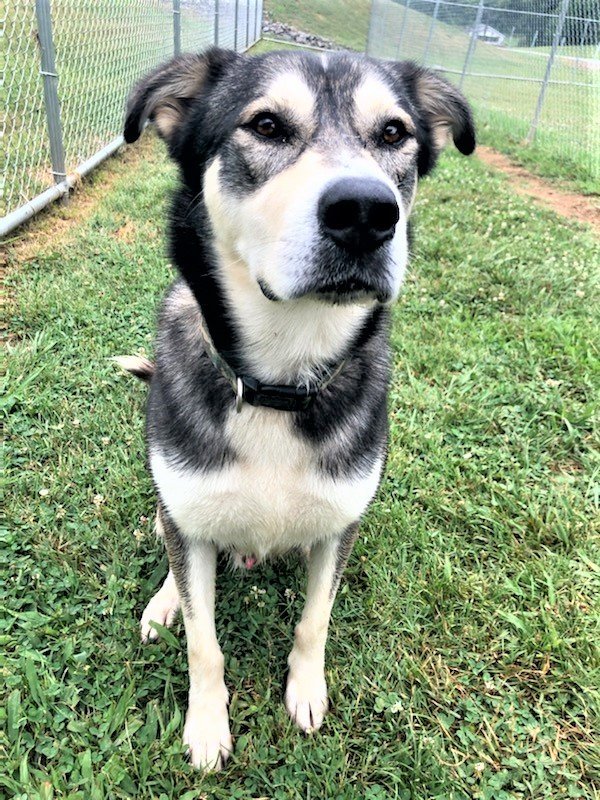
<box><xmin>258</xmin><ymin>277</ymin><xmax>387</xmax><ymax>306</ymax></box>
<box><xmin>311</xmin><ymin>287</ymin><xmax>384</xmax><ymax>306</ymax></box>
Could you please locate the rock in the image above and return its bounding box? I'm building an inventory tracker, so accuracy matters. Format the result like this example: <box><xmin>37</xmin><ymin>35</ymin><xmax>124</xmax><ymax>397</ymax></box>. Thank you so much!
<box><xmin>261</xmin><ymin>14</ymin><xmax>349</xmax><ymax>51</ymax></box>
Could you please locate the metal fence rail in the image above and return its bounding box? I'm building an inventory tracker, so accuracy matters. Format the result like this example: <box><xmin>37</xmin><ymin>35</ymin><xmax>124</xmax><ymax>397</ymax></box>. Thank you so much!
<box><xmin>367</xmin><ymin>0</ymin><xmax>600</xmax><ymax>186</ymax></box>
<box><xmin>2</xmin><ymin>0</ymin><xmax>264</xmax><ymax>236</ymax></box>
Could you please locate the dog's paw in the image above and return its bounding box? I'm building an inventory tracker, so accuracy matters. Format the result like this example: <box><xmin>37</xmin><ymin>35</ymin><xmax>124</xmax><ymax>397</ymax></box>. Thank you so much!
<box><xmin>285</xmin><ymin>667</ymin><xmax>328</xmax><ymax>733</ymax></box>
<box><xmin>140</xmin><ymin>587</ymin><xmax>180</xmax><ymax>643</ymax></box>
<box><xmin>183</xmin><ymin>700</ymin><xmax>232</xmax><ymax>771</ymax></box>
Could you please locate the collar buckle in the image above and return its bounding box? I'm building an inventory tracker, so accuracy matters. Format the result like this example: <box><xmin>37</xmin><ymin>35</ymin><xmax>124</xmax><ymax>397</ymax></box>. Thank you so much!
<box><xmin>235</xmin><ymin>376</ymin><xmax>244</xmax><ymax>413</ymax></box>
<box><xmin>197</xmin><ymin>312</ymin><xmax>345</xmax><ymax>413</ymax></box>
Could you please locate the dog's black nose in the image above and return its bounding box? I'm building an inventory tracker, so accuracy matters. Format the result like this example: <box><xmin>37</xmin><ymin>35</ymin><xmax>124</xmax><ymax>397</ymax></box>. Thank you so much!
<box><xmin>318</xmin><ymin>178</ymin><xmax>400</xmax><ymax>254</ymax></box>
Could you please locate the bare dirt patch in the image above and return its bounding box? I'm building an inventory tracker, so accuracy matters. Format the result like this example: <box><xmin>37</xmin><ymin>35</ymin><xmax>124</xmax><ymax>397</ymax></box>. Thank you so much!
<box><xmin>477</xmin><ymin>146</ymin><xmax>599</xmax><ymax>234</ymax></box>
<box><xmin>4</xmin><ymin>135</ymin><xmax>160</xmax><ymax>264</ymax></box>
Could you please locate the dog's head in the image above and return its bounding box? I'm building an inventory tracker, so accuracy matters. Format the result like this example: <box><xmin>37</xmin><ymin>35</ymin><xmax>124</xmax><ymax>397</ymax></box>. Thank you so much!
<box><xmin>125</xmin><ymin>48</ymin><xmax>474</xmax><ymax>306</ymax></box>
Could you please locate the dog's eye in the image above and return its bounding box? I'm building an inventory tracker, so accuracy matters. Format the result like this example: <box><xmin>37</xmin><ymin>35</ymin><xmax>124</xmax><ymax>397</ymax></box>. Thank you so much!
<box><xmin>250</xmin><ymin>113</ymin><xmax>285</xmax><ymax>140</ymax></box>
<box><xmin>381</xmin><ymin>120</ymin><xmax>409</xmax><ymax>146</ymax></box>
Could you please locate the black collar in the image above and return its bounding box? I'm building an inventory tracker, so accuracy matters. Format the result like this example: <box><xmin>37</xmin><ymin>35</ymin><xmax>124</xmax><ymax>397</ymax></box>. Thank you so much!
<box><xmin>197</xmin><ymin>314</ymin><xmax>346</xmax><ymax>413</ymax></box>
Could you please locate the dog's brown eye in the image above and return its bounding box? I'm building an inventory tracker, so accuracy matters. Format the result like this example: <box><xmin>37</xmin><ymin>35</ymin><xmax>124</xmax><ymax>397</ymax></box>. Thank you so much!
<box><xmin>382</xmin><ymin>120</ymin><xmax>408</xmax><ymax>145</ymax></box>
<box><xmin>250</xmin><ymin>114</ymin><xmax>284</xmax><ymax>139</ymax></box>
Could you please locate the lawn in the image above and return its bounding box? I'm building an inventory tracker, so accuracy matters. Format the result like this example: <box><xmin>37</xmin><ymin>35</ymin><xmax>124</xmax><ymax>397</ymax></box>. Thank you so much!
<box><xmin>4</xmin><ymin>117</ymin><xmax>599</xmax><ymax>799</ymax></box>
<box><xmin>265</xmin><ymin>0</ymin><xmax>600</xmax><ymax>192</ymax></box>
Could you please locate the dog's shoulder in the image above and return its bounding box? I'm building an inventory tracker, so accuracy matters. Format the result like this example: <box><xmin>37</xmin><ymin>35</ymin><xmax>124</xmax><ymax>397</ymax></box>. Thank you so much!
<box><xmin>296</xmin><ymin>306</ymin><xmax>391</xmax><ymax>478</ymax></box>
<box><xmin>148</xmin><ymin>279</ymin><xmax>235</xmax><ymax>469</ymax></box>
<box><xmin>157</xmin><ymin>278</ymin><xmax>201</xmax><ymax>343</ymax></box>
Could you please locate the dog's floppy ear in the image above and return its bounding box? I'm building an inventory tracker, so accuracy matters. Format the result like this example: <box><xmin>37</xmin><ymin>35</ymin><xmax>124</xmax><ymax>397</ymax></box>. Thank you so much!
<box><xmin>390</xmin><ymin>62</ymin><xmax>475</xmax><ymax>175</ymax></box>
<box><xmin>124</xmin><ymin>48</ymin><xmax>238</xmax><ymax>145</ymax></box>
<box><xmin>412</xmin><ymin>67</ymin><xmax>475</xmax><ymax>155</ymax></box>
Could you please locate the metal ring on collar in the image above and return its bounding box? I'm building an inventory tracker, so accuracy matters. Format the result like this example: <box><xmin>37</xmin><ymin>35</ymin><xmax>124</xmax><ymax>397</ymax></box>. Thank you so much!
<box><xmin>236</xmin><ymin>376</ymin><xmax>244</xmax><ymax>413</ymax></box>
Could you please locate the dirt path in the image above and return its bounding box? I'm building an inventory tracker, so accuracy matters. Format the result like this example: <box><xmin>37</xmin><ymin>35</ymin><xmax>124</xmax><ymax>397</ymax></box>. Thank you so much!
<box><xmin>4</xmin><ymin>135</ymin><xmax>161</xmax><ymax>263</ymax></box>
<box><xmin>476</xmin><ymin>146</ymin><xmax>599</xmax><ymax>234</ymax></box>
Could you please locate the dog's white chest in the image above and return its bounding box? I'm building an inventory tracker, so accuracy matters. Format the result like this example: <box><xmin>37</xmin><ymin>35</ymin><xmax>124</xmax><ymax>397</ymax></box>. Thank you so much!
<box><xmin>151</xmin><ymin>405</ymin><xmax>382</xmax><ymax>558</ymax></box>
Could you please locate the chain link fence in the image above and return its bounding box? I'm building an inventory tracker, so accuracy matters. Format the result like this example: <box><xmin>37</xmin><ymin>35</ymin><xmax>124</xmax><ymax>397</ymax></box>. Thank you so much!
<box><xmin>2</xmin><ymin>0</ymin><xmax>264</xmax><ymax>235</ymax></box>
<box><xmin>367</xmin><ymin>0</ymin><xmax>600</xmax><ymax>188</ymax></box>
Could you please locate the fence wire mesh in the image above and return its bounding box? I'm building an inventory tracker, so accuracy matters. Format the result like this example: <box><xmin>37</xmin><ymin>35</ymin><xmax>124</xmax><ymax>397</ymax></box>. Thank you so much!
<box><xmin>3</xmin><ymin>1</ymin><xmax>54</xmax><ymax>215</ymax></box>
<box><xmin>367</xmin><ymin>0</ymin><xmax>600</xmax><ymax>186</ymax></box>
<box><xmin>2</xmin><ymin>0</ymin><xmax>263</xmax><ymax>229</ymax></box>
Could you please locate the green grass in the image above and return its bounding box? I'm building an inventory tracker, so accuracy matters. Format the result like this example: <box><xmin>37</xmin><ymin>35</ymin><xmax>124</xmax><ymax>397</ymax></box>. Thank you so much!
<box><xmin>530</xmin><ymin>45</ymin><xmax>599</xmax><ymax>58</ymax></box>
<box><xmin>264</xmin><ymin>0</ymin><xmax>600</xmax><ymax>193</ymax></box>
<box><xmin>4</xmin><ymin>129</ymin><xmax>600</xmax><ymax>798</ymax></box>
<box><xmin>265</xmin><ymin>0</ymin><xmax>371</xmax><ymax>50</ymax></box>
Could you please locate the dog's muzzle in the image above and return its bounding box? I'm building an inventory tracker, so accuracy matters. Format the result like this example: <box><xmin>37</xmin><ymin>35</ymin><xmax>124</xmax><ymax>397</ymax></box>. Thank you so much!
<box><xmin>260</xmin><ymin>177</ymin><xmax>402</xmax><ymax>306</ymax></box>
<box><xmin>282</xmin><ymin>177</ymin><xmax>401</xmax><ymax>304</ymax></box>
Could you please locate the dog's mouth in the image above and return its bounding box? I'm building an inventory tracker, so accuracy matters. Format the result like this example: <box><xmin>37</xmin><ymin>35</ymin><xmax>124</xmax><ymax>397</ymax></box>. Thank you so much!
<box><xmin>258</xmin><ymin>278</ymin><xmax>281</xmax><ymax>302</ymax></box>
<box><xmin>259</xmin><ymin>276</ymin><xmax>390</xmax><ymax>305</ymax></box>
<box><xmin>311</xmin><ymin>278</ymin><xmax>390</xmax><ymax>305</ymax></box>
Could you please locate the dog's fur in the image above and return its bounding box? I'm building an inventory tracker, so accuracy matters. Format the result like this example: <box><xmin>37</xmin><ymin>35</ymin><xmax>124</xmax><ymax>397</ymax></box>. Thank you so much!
<box><xmin>122</xmin><ymin>47</ymin><xmax>474</xmax><ymax>770</ymax></box>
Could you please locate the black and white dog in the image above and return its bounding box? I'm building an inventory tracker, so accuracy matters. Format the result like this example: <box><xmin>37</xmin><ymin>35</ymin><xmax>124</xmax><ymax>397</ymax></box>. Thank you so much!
<box><xmin>121</xmin><ymin>47</ymin><xmax>474</xmax><ymax>770</ymax></box>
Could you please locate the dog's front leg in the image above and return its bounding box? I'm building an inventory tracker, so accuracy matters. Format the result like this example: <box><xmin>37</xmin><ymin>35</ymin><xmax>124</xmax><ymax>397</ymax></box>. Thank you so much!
<box><xmin>160</xmin><ymin>505</ymin><xmax>231</xmax><ymax>771</ymax></box>
<box><xmin>286</xmin><ymin>523</ymin><xmax>359</xmax><ymax>732</ymax></box>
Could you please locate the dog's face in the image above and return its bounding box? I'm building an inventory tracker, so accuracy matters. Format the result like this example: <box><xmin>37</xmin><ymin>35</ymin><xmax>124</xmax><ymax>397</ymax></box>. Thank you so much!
<box><xmin>125</xmin><ymin>49</ymin><xmax>474</xmax><ymax>306</ymax></box>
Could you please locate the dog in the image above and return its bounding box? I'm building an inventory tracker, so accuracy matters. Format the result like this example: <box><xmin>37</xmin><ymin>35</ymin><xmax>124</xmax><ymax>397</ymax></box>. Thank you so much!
<box><xmin>120</xmin><ymin>46</ymin><xmax>475</xmax><ymax>771</ymax></box>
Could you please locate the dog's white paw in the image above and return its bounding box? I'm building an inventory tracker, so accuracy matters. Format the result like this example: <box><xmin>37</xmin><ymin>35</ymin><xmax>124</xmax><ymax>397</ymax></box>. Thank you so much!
<box><xmin>285</xmin><ymin>667</ymin><xmax>328</xmax><ymax>733</ymax></box>
<box><xmin>140</xmin><ymin>586</ymin><xmax>180</xmax><ymax>643</ymax></box>
<box><xmin>183</xmin><ymin>699</ymin><xmax>232</xmax><ymax>771</ymax></box>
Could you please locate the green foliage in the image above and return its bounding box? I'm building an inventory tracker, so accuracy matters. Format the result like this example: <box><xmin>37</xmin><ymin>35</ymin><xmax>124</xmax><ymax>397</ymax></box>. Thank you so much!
<box><xmin>4</xmin><ymin>131</ymin><xmax>599</xmax><ymax>798</ymax></box>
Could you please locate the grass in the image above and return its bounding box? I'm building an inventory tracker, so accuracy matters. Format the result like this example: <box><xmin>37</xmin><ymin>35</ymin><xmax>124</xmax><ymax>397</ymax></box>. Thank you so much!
<box><xmin>265</xmin><ymin>0</ymin><xmax>371</xmax><ymax>50</ymax></box>
<box><xmin>264</xmin><ymin>0</ymin><xmax>600</xmax><ymax>193</ymax></box>
<box><xmin>531</xmin><ymin>45</ymin><xmax>599</xmax><ymax>58</ymax></box>
<box><xmin>4</xmin><ymin>122</ymin><xmax>600</xmax><ymax>798</ymax></box>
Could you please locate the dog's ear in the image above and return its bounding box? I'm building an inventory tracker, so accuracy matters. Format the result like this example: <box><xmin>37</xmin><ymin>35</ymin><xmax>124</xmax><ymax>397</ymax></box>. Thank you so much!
<box><xmin>124</xmin><ymin>48</ymin><xmax>238</xmax><ymax>145</ymax></box>
<box><xmin>389</xmin><ymin>62</ymin><xmax>475</xmax><ymax>175</ymax></box>
<box><xmin>412</xmin><ymin>67</ymin><xmax>475</xmax><ymax>156</ymax></box>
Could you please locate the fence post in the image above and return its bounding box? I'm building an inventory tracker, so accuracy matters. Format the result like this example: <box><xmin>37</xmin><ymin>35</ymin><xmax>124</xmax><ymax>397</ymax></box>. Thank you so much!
<box><xmin>395</xmin><ymin>0</ymin><xmax>412</xmax><ymax>59</ymax></box>
<box><xmin>214</xmin><ymin>0</ymin><xmax>220</xmax><ymax>46</ymax></box>
<box><xmin>581</xmin><ymin>19</ymin><xmax>590</xmax><ymax>46</ymax></box>
<box><xmin>423</xmin><ymin>0</ymin><xmax>441</xmax><ymax>64</ymax></box>
<box><xmin>234</xmin><ymin>0</ymin><xmax>239</xmax><ymax>51</ymax></box>
<box><xmin>527</xmin><ymin>0</ymin><xmax>570</xmax><ymax>143</ymax></box>
<box><xmin>254</xmin><ymin>0</ymin><xmax>260</xmax><ymax>43</ymax></box>
<box><xmin>173</xmin><ymin>0</ymin><xmax>181</xmax><ymax>56</ymax></box>
<box><xmin>246</xmin><ymin>0</ymin><xmax>250</xmax><ymax>48</ymax></box>
<box><xmin>366</xmin><ymin>0</ymin><xmax>376</xmax><ymax>54</ymax></box>
<box><xmin>35</xmin><ymin>0</ymin><xmax>66</xmax><ymax>186</ymax></box>
<box><xmin>459</xmin><ymin>0</ymin><xmax>484</xmax><ymax>89</ymax></box>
